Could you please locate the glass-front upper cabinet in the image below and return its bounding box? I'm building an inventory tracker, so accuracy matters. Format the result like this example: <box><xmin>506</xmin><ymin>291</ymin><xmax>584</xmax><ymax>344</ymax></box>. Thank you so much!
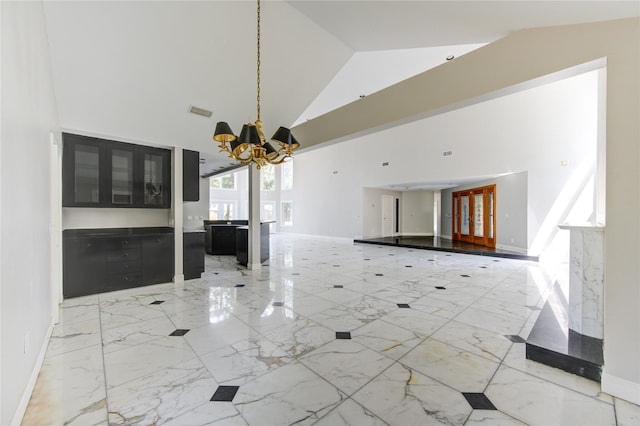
<box><xmin>143</xmin><ymin>150</ymin><xmax>169</xmax><ymax>207</ymax></box>
<box><xmin>63</xmin><ymin>135</ymin><xmax>105</xmax><ymax>207</ymax></box>
<box><xmin>63</xmin><ymin>133</ymin><xmax>171</xmax><ymax>208</ymax></box>
<box><xmin>110</xmin><ymin>147</ymin><xmax>135</xmax><ymax>205</ymax></box>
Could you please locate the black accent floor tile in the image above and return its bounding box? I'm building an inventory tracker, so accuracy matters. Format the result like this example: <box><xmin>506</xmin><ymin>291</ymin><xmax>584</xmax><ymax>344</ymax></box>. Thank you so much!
<box><xmin>234</xmin><ymin>284</ymin><xmax>245</xmax><ymax>288</ymax></box>
<box><xmin>210</xmin><ymin>385</ymin><xmax>239</xmax><ymax>402</ymax></box>
<box><xmin>333</xmin><ymin>265</ymin><xmax>340</xmax><ymax>267</ymax></box>
<box><xmin>334</xmin><ymin>285</ymin><xmax>344</xmax><ymax>288</ymax></box>
<box><xmin>461</xmin><ymin>274</ymin><xmax>471</xmax><ymax>277</ymax></box>
<box><xmin>428</xmin><ymin>259</ymin><xmax>435</xmax><ymax>262</ymax></box>
<box><xmin>273</xmin><ymin>301</ymin><xmax>284</xmax><ymax>307</ymax></box>
<box><xmin>169</xmin><ymin>329</ymin><xmax>190</xmax><ymax>336</ymax></box>
<box><xmin>397</xmin><ymin>303</ymin><xmax>411</xmax><ymax>308</ymax></box>
<box><xmin>462</xmin><ymin>393</ymin><xmax>497</xmax><ymax>410</ymax></box>
<box><xmin>292</xmin><ymin>273</ymin><xmax>300</xmax><ymax>276</ymax></box>
<box><xmin>150</xmin><ymin>300</ymin><xmax>165</xmax><ymax>305</ymax></box>
<box><xmin>336</xmin><ymin>332</ymin><xmax>352</xmax><ymax>340</ymax></box>
<box><xmin>375</xmin><ymin>273</ymin><xmax>384</xmax><ymax>276</ymax></box>
<box><xmin>405</xmin><ymin>265</ymin><xmax>413</xmax><ymax>268</ymax></box>
<box><xmin>505</xmin><ymin>335</ymin><xmax>527</xmax><ymax>343</ymax></box>
<box><xmin>364</xmin><ymin>258</ymin><xmax>371</xmax><ymax>261</ymax></box>
<box><xmin>480</xmin><ymin>266</ymin><xmax>487</xmax><ymax>269</ymax></box>
<box><xmin>435</xmin><ymin>286</ymin><xmax>446</xmax><ymax>290</ymax></box>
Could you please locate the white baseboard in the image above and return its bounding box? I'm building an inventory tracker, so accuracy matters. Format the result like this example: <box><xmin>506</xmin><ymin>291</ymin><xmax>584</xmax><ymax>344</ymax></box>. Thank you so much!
<box><xmin>277</xmin><ymin>232</ymin><xmax>353</xmax><ymax>244</ymax></box>
<box><xmin>602</xmin><ymin>373</ymin><xmax>640</xmax><ymax>405</ymax></box>
<box><xmin>401</xmin><ymin>232</ymin><xmax>434</xmax><ymax>237</ymax></box>
<box><xmin>440</xmin><ymin>234</ymin><xmax>452</xmax><ymax>240</ymax></box>
<box><xmin>495</xmin><ymin>243</ymin><xmax>528</xmax><ymax>254</ymax></box>
<box><xmin>11</xmin><ymin>319</ymin><xmax>55</xmax><ymax>426</ymax></box>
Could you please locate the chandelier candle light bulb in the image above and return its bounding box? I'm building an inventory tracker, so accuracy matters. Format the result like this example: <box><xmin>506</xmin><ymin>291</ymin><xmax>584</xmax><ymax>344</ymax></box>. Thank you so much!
<box><xmin>213</xmin><ymin>0</ymin><xmax>300</xmax><ymax>170</ymax></box>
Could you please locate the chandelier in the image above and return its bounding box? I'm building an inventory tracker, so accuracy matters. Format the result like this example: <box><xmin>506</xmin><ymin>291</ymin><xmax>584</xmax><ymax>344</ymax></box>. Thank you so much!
<box><xmin>213</xmin><ymin>0</ymin><xmax>300</xmax><ymax>170</ymax></box>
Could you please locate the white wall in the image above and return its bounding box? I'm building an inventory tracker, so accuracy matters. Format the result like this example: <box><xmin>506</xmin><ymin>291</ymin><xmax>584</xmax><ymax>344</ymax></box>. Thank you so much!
<box><xmin>362</xmin><ymin>188</ymin><xmax>402</xmax><ymax>238</ymax></box>
<box><xmin>1</xmin><ymin>2</ymin><xmax>60</xmax><ymax>424</ymax></box>
<box><xmin>62</xmin><ymin>208</ymin><xmax>170</xmax><ymax>230</ymax></box>
<box><xmin>290</xmin><ymin>69</ymin><xmax>598</xmax><ymax>255</ymax></box>
<box><xmin>402</xmin><ymin>191</ymin><xmax>434</xmax><ymax>236</ymax></box>
<box><xmin>183</xmin><ymin>178</ymin><xmax>209</xmax><ymax>231</ymax></box>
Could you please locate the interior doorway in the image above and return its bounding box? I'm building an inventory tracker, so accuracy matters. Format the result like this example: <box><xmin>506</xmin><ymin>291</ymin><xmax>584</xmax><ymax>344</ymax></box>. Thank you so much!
<box><xmin>381</xmin><ymin>195</ymin><xmax>394</xmax><ymax>237</ymax></box>
<box><xmin>452</xmin><ymin>184</ymin><xmax>496</xmax><ymax>248</ymax></box>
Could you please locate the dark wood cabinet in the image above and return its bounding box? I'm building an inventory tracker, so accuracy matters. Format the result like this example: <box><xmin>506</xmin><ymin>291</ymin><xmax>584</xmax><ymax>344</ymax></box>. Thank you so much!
<box><xmin>141</xmin><ymin>235</ymin><xmax>174</xmax><ymax>285</ymax></box>
<box><xmin>183</xmin><ymin>149</ymin><xmax>200</xmax><ymax>202</ymax></box>
<box><xmin>63</xmin><ymin>228</ymin><xmax>174</xmax><ymax>298</ymax></box>
<box><xmin>63</xmin><ymin>133</ymin><xmax>171</xmax><ymax>208</ymax></box>
<box><xmin>184</xmin><ymin>232</ymin><xmax>205</xmax><ymax>280</ymax></box>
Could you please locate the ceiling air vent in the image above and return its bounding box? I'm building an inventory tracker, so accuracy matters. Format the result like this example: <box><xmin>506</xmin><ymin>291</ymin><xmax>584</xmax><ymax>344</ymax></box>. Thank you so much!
<box><xmin>188</xmin><ymin>105</ymin><xmax>212</xmax><ymax>118</ymax></box>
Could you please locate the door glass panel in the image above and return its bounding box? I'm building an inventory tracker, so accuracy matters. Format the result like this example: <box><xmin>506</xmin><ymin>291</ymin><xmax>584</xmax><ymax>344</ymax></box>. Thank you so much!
<box><xmin>74</xmin><ymin>144</ymin><xmax>100</xmax><ymax>203</ymax></box>
<box><xmin>461</xmin><ymin>195</ymin><xmax>470</xmax><ymax>235</ymax></box>
<box><xmin>112</xmin><ymin>149</ymin><xmax>133</xmax><ymax>204</ymax></box>
<box><xmin>474</xmin><ymin>193</ymin><xmax>484</xmax><ymax>237</ymax></box>
<box><xmin>489</xmin><ymin>191</ymin><xmax>494</xmax><ymax>239</ymax></box>
<box><xmin>144</xmin><ymin>153</ymin><xmax>164</xmax><ymax>206</ymax></box>
<box><xmin>453</xmin><ymin>197</ymin><xmax>458</xmax><ymax>234</ymax></box>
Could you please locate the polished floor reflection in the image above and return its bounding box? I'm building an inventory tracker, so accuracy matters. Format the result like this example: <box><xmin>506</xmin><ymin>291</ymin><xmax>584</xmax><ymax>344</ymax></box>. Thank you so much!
<box><xmin>23</xmin><ymin>234</ymin><xmax>639</xmax><ymax>425</ymax></box>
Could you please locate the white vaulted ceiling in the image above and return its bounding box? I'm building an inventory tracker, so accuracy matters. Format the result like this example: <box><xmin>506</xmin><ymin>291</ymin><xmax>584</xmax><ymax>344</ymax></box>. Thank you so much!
<box><xmin>41</xmin><ymin>1</ymin><xmax>639</xmax><ymax>175</ymax></box>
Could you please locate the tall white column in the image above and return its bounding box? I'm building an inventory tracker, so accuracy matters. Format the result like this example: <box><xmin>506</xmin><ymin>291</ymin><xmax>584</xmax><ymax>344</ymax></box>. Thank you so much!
<box><xmin>247</xmin><ymin>165</ymin><xmax>261</xmax><ymax>270</ymax></box>
<box><xmin>173</xmin><ymin>147</ymin><xmax>184</xmax><ymax>283</ymax></box>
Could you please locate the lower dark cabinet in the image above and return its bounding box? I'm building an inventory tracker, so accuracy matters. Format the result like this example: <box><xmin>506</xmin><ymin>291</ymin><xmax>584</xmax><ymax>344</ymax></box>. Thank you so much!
<box><xmin>63</xmin><ymin>228</ymin><xmax>174</xmax><ymax>298</ymax></box>
<box><xmin>141</xmin><ymin>235</ymin><xmax>174</xmax><ymax>285</ymax></box>
<box><xmin>184</xmin><ymin>232</ymin><xmax>205</xmax><ymax>280</ymax></box>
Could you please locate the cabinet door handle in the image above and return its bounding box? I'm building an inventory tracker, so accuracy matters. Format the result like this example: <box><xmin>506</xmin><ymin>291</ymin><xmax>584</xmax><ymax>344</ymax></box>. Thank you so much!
<box><xmin>123</xmin><ymin>240</ymin><xmax>129</xmax><ymax>246</ymax></box>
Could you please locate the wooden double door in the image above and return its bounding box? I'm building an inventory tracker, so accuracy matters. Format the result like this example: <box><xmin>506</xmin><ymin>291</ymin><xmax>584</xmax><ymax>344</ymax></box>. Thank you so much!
<box><xmin>452</xmin><ymin>185</ymin><xmax>496</xmax><ymax>248</ymax></box>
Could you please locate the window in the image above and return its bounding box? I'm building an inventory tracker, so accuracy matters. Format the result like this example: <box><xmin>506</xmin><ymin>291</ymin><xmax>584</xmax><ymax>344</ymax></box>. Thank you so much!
<box><xmin>281</xmin><ymin>160</ymin><xmax>293</xmax><ymax>191</ymax></box>
<box><xmin>281</xmin><ymin>201</ymin><xmax>293</xmax><ymax>227</ymax></box>
<box><xmin>210</xmin><ymin>201</ymin><xmax>237</xmax><ymax>221</ymax></box>
<box><xmin>261</xmin><ymin>201</ymin><xmax>275</xmax><ymax>221</ymax></box>
<box><xmin>210</xmin><ymin>173</ymin><xmax>235</xmax><ymax>190</ymax></box>
<box><xmin>261</xmin><ymin>165</ymin><xmax>275</xmax><ymax>191</ymax></box>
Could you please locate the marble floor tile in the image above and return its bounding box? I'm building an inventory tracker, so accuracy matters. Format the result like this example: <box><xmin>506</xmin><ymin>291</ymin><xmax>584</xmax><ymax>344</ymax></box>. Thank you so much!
<box><xmin>352</xmin><ymin>362</ymin><xmax>472</xmax><ymax>425</ymax></box>
<box><xmin>199</xmin><ymin>337</ymin><xmax>292</xmax><ymax>385</ymax></box>
<box><xmin>101</xmin><ymin>314</ymin><xmax>177</xmax><ymax>354</ymax></box>
<box><xmin>454</xmin><ymin>305</ymin><xmax>527</xmax><ymax>335</ymax></box>
<box><xmin>46</xmin><ymin>318</ymin><xmax>102</xmax><ymax>357</ymax></box>
<box><xmin>22</xmin><ymin>234</ymin><xmax>640</xmax><ymax>426</ymax></box>
<box><xmin>314</xmin><ymin>398</ymin><xmax>387</xmax><ymax>426</ymax></box>
<box><xmin>352</xmin><ymin>318</ymin><xmax>425</xmax><ymax>360</ymax></box>
<box><xmin>234</xmin><ymin>361</ymin><xmax>345</xmax><ymax>426</ymax></box>
<box><xmin>183</xmin><ymin>315</ymin><xmax>261</xmax><ymax>356</ymax></box>
<box><xmin>430</xmin><ymin>320</ymin><xmax>513</xmax><ymax>362</ymax></box>
<box><xmin>465</xmin><ymin>410</ymin><xmax>527</xmax><ymax>425</ymax></box>
<box><xmin>300</xmin><ymin>339</ymin><xmax>395</xmax><ymax>395</ymax></box>
<box><xmin>103</xmin><ymin>336</ymin><xmax>197</xmax><ymax>388</ymax></box>
<box><xmin>261</xmin><ymin>316</ymin><xmax>335</xmax><ymax>358</ymax></box>
<box><xmin>107</xmin><ymin>358</ymin><xmax>217</xmax><ymax>425</ymax></box>
<box><xmin>379</xmin><ymin>306</ymin><xmax>449</xmax><ymax>337</ymax></box>
<box><xmin>23</xmin><ymin>345</ymin><xmax>108</xmax><ymax>426</ymax></box>
<box><xmin>486</xmin><ymin>365</ymin><xmax>616</xmax><ymax>425</ymax></box>
<box><xmin>615</xmin><ymin>397</ymin><xmax>640</xmax><ymax>426</ymax></box>
<box><xmin>400</xmin><ymin>338</ymin><xmax>500</xmax><ymax>392</ymax></box>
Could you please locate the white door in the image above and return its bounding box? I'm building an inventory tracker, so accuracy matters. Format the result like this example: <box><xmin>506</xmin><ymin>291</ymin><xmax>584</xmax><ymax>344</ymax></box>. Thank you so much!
<box><xmin>382</xmin><ymin>195</ymin><xmax>394</xmax><ymax>237</ymax></box>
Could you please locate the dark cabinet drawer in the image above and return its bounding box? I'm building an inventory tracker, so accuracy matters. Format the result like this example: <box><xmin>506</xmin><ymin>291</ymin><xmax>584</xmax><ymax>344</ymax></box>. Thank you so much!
<box><xmin>106</xmin><ymin>249</ymin><xmax>141</xmax><ymax>263</ymax></box>
<box><xmin>106</xmin><ymin>261</ymin><xmax>141</xmax><ymax>274</ymax></box>
<box><xmin>105</xmin><ymin>273</ymin><xmax>143</xmax><ymax>290</ymax></box>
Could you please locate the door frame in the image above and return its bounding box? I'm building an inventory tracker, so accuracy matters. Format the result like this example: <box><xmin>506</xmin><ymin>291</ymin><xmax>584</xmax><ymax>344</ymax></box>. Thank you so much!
<box><xmin>452</xmin><ymin>184</ymin><xmax>496</xmax><ymax>248</ymax></box>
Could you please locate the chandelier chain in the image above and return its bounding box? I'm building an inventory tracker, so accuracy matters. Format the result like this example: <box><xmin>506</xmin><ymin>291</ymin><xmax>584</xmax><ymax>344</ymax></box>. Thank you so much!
<box><xmin>256</xmin><ymin>0</ymin><xmax>261</xmax><ymax>122</ymax></box>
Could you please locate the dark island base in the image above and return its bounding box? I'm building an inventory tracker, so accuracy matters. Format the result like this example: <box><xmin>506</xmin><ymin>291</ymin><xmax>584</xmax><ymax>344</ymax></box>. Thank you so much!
<box><xmin>525</xmin><ymin>282</ymin><xmax>603</xmax><ymax>382</ymax></box>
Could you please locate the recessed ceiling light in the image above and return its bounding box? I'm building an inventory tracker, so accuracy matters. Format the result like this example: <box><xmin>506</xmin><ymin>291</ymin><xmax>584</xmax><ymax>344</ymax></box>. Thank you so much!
<box><xmin>359</xmin><ymin>94</ymin><xmax>366</xmax><ymax>98</ymax></box>
<box><xmin>446</xmin><ymin>55</ymin><xmax>455</xmax><ymax>61</ymax></box>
